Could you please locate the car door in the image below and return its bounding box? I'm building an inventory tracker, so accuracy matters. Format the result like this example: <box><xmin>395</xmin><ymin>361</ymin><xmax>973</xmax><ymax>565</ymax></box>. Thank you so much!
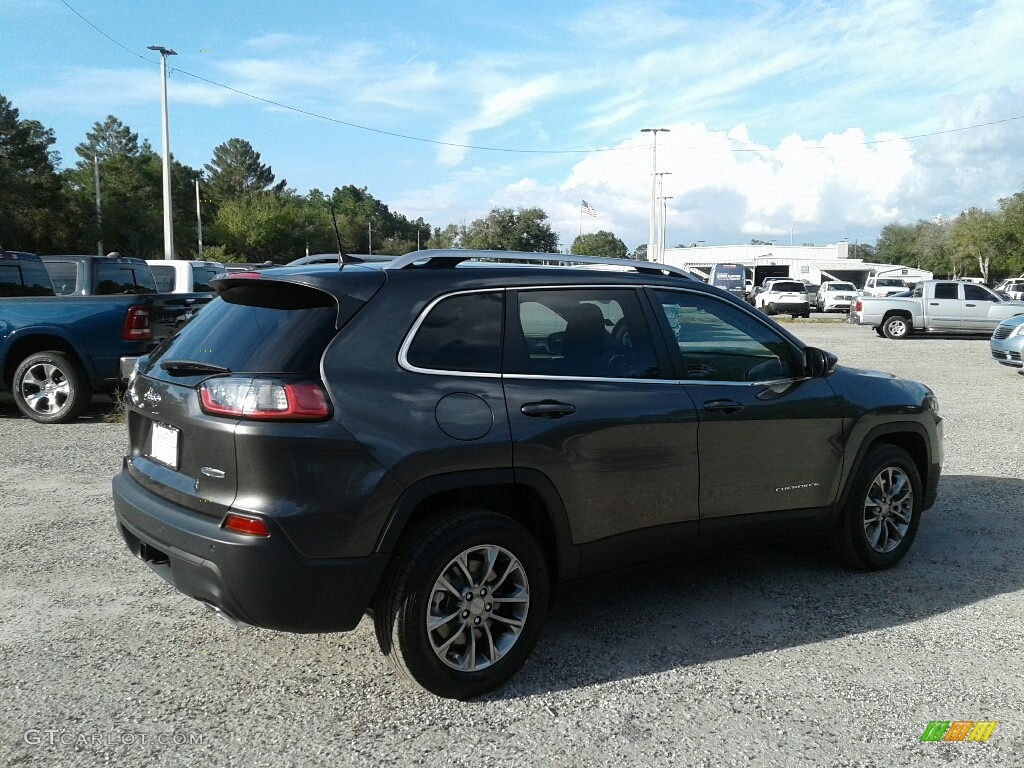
<box><xmin>961</xmin><ymin>283</ymin><xmax>1003</xmax><ymax>332</ymax></box>
<box><xmin>648</xmin><ymin>288</ymin><xmax>845</xmax><ymax>528</ymax></box>
<box><xmin>925</xmin><ymin>282</ymin><xmax>963</xmax><ymax>329</ymax></box>
<box><xmin>501</xmin><ymin>286</ymin><xmax>701</xmax><ymax>567</ymax></box>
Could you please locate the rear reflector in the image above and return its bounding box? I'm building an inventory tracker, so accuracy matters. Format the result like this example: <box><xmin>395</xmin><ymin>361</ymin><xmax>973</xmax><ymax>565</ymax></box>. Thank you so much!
<box><xmin>222</xmin><ymin>513</ymin><xmax>270</xmax><ymax>537</ymax></box>
<box><xmin>199</xmin><ymin>377</ymin><xmax>330</xmax><ymax>421</ymax></box>
<box><xmin>122</xmin><ymin>305</ymin><xmax>152</xmax><ymax>340</ymax></box>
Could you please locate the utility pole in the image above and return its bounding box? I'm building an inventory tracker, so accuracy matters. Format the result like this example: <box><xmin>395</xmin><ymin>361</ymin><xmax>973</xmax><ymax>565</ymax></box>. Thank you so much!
<box><xmin>148</xmin><ymin>45</ymin><xmax>177</xmax><ymax>260</ymax></box>
<box><xmin>640</xmin><ymin>128</ymin><xmax>670</xmax><ymax>263</ymax></box>
<box><xmin>660</xmin><ymin>195</ymin><xmax>674</xmax><ymax>264</ymax></box>
<box><xmin>195</xmin><ymin>178</ymin><xmax>203</xmax><ymax>257</ymax></box>
<box><xmin>93</xmin><ymin>156</ymin><xmax>103</xmax><ymax>257</ymax></box>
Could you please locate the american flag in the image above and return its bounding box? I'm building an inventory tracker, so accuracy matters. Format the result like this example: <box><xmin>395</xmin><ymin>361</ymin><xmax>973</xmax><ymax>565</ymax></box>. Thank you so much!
<box><xmin>581</xmin><ymin>199</ymin><xmax>597</xmax><ymax>217</ymax></box>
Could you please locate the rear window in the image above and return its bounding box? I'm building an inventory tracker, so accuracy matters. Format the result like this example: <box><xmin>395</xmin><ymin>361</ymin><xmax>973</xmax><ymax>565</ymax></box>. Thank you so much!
<box><xmin>191</xmin><ymin>266</ymin><xmax>222</xmax><ymax>292</ymax></box>
<box><xmin>875</xmin><ymin>278</ymin><xmax>906</xmax><ymax>287</ymax></box>
<box><xmin>95</xmin><ymin>261</ymin><xmax>158</xmax><ymax>294</ymax></box>
<box><xmin>147</xmin><ymin>283</ymin><xmax>340</xmax><ymax>377</ymax></box>
<box><xmin>43</xmin><ymin>261</ymin><xmax>78</xmax><ymax>294</ymax></box>
<box><xmin>771</xmin><ymin>282</ymin><xmax>806</xmax><ymax>293</ymax></box>
<box><xmin>149</xmin><ymin>264</ymin><xmax>174</xmax><ymax>292</ymax></box>
<box><xmin>0</xmin><ymin>261</ymin><xmax>55</xmax><ymax>296</ymax></box>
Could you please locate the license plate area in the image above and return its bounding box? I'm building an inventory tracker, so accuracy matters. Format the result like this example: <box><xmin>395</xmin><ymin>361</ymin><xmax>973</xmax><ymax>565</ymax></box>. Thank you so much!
<box><xmin>149</xmin><ymin>422</ymin><xmax>180</xmax><ymax>469</ymax></box>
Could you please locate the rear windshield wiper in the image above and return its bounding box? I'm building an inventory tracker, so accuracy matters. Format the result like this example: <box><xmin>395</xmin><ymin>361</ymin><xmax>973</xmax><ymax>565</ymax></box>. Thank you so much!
<box><xmin>159</xmin><ymin>360</ymin><xmax>231</xmax><ymax>376</ymax></box>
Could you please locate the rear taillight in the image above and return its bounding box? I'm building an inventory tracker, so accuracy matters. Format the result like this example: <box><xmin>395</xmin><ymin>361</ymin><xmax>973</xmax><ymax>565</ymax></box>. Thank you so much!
<box><xmin>123</xmin><ymin>305</ymin><xmax>151</xmax><ymax>340</ymax></box>
<box><xmin>854</xmin><ymin>300</ymin><xmax>862</xmax><ymax>311</ymax></box>
<box><xmin>222</xmin><ymin>513</ymin><xmax>270</xmax><ymax>537</ymax></box>
<box><xmin>199</xmin><ymin>377</ymin><xmax>330</xmax><ymax>421</ymax></box>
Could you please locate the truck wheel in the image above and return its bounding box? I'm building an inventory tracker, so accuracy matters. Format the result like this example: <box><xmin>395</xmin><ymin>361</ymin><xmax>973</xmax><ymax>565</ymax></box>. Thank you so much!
<box><xmin>373</xmin><ymin>508</ymin><xmax>549</xmax><ymax>699</ymax></box>
<box><xmin>881</xmin><ymin>315</ymin><xmax>911</xmax><ymax>339</ymax></box>
<box><xmin>766</xmin><ymin>302</ymin><xmax>777</xmax><ymax>316</ymax></box>
<box><xmin>832</xmin><ymin>445</ymin><xmax>922</xmax><ymax>570</ymax></box>
<box><xmin>12</xmin><ymin>352</ymin><xmax>92</xmax><ymax>424</ymax></box>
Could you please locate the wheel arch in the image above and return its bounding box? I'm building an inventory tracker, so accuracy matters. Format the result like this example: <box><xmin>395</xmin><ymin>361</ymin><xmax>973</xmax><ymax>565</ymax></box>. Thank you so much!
<box><xmin>835</xmin><ymin>423</ymin><xmax>934</xmax><ymax>516</ymax></box>
<box><xmin>375</xmin><ymin>468</ymin><xmax>580</xmax><ymax>584</ymax></box>
<box><xmin>3</xmin><ymin>332</ymin><xmax>91</xmax><ymax>389</ymax></box>
<box><xmin>881</xmin><ymin>309</ymin><xmax>913</xmax><ymax>326</ymax></box>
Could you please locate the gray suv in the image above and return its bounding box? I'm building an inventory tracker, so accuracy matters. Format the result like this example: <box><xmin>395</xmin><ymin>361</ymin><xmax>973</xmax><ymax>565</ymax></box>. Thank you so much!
<box><xmin>112</xmin><ymin>250</ymin><xmax>943</xmax><ymax>698</ymax></box>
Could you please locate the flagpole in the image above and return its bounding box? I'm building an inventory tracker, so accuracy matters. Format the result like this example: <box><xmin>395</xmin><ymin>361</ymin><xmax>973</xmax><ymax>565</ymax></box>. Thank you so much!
<box><xmin>579</xmin><ymin>201</ymin><xmax>583</xmax><ymax>238</ymax></box>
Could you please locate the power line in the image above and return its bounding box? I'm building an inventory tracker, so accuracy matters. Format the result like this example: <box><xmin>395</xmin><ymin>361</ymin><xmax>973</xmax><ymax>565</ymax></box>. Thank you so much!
<box><xmin>59</xmin><ymin>0</ymin><xmax>1024</xmax><ymax>156</ymax></box>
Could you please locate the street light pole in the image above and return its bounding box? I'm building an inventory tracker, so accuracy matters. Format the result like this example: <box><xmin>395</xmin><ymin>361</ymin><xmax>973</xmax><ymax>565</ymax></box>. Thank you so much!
<box><xmin>655</xmin><ymin>172</ymin><xmax>672</xmax><ymax>263</ymax></box>
<box><xmin>640</xmin><ymin>128</ymin><xmax>669</xmax><ymax>262</ymax></box>
<box><xmin>148</xmin><ymin>45</ymin><xmax>177</xmax><ymax>260</ymax></box>
<box><xmin>660</xmin><ymin>195</ymin><xmax>674</xmax><ymax>265</ymax></box>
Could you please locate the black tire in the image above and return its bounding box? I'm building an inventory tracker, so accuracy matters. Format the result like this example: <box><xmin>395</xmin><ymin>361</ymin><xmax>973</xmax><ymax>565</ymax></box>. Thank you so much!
<box><xmin>766</xmin><ymin>302</ymin><xmax>777</xmax><ymax>316</ymax></box>
<box><xmin>12</xmin><ymin>351</ymin><xmax>92</xmax><ymax>424</ymax></box>
<box><xmin>874</xmin><ymin>326</ymin><xmax>885</xmax><ymax>337</ymax></box>
<box><xmin>832</xmin><ymin>445</ymin><xmax>923</xmax><ymax>570</ymax></box>
<box><xmin>373</xmin><ymin>508</ymin><xmax>550</xmax><ymax>699</ymax></box>
<box><xmin>801</xmin><ymin>310</ymin><xmax>811</xmax><ymax>318</ymax></box>
<box><xmin>881</xmin><ymin>315</ymin><xmax>912</xmax><ymax>339</ymax></box>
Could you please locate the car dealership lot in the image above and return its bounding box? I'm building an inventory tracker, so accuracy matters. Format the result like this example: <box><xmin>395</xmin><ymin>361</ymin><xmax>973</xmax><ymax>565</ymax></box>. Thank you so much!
<box><xmin>2</xmin><ymin>322</ymin><xmax>1022</xmax><ymax>767</ymax></box>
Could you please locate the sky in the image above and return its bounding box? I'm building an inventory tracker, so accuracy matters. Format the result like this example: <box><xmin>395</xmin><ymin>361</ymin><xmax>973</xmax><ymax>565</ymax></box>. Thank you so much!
<box><xmin>3</xmin><ymin>0</ymin><xmax>1024</xmax><ymax>253</ymax></box>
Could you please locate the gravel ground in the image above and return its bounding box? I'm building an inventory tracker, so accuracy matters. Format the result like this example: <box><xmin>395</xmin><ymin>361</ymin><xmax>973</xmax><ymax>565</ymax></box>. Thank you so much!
<box><xmin>1</xmin><ymin>321</ymin><xmax>1023</xmax><ymax>767</ymax></box>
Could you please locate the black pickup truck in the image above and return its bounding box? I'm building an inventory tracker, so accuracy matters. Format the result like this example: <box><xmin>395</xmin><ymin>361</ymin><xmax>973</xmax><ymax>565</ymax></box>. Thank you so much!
<box><xmin>1</xmin><ymin>252</ymin><xmax>212</xmax><ymax>423</ymax></box>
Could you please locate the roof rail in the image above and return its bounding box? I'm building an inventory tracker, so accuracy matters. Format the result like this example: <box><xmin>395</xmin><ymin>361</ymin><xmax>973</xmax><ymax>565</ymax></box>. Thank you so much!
<box><xmin>386</xmin><ymin>249</ymin><xmax>696</xmax><ymax>279</ymax></box>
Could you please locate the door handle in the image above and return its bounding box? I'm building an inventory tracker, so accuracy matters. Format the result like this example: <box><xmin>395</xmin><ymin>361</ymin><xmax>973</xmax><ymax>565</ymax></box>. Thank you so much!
<box><xmin>703</xmin><ymin>399</ymin><xmax>744</xmax><ymax>414</ymax></box>
<box><xmin>521</xmin><ymin>401</ymin><xmax>576</xmax><ymax>418</ymax></box>
<box><xmin>965</xmin><ymin>303</ymin><xmax>976</xmax><ymax>307</ymax></box>
<box><xmin>929</xmin><ymin>302</ymin><xmax>939</xmax><ymax>305</ymax></box>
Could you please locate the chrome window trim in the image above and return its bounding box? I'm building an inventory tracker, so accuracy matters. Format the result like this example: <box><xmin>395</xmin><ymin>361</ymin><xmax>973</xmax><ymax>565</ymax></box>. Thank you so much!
<box><xmin>398</xmin><ymin>283</ymin><xmax>802</xmax><ymax>386</ymax></box>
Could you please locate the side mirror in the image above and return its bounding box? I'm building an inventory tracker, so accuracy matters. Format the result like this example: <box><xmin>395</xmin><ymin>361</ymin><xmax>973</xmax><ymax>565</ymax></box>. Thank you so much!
<box><xmin>804</xmin><ymin>346</ymin><xmax>838</xmax><ymax>377</ymax></box>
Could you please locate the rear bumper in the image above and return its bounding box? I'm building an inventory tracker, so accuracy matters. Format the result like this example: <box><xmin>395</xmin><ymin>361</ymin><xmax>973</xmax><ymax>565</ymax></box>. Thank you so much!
<box><xmin>112</xmin><ymin>468</ymin><xmax>388</xmax><ymax>633</ymax></box>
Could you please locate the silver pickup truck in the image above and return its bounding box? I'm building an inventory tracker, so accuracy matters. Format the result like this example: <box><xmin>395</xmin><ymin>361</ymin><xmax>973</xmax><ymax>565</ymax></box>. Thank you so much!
<box><xmin>850</xmin><ymin>279</ymin><xmax>1024</xmax><ymax>338</ymax></box>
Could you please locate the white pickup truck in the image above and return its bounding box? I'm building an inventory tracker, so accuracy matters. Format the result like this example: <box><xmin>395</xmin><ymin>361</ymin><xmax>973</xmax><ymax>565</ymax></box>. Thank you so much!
<box><xmin>850</xmin><ymin>279</ymin><xmax>1024</xmax><ymax>338</ymax></box>
<box><xmin>146</xmin><ymin>259</ymin><xmax>225</xmax><ymax>294</ymax></box>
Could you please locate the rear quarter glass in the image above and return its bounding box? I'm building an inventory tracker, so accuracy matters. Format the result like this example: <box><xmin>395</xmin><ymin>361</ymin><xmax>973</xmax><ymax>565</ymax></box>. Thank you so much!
<box><xmin>144</xmin><ymin>282</ymin><xmax>341</xmax><ymax>380</ymax></box>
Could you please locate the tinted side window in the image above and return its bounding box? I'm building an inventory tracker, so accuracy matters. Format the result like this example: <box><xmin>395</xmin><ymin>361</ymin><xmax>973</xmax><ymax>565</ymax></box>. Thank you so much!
<box><xmin>508</xmin><ymin>288</ymin><xmax>659</xmax><ymax>379</ymax></box>
<box><xmin>192</xmin><ymin>266</ymin><xmax>221</xmax><ymax>291</ymax></box>
<box><xmin>964</xmin><ymin>284</ymin><xmax>996</xmax><ymax>301</ymax></box>
<box><xmin>44</xmin><ymin>261</ymin><xmax>78</xmax><ymax>294</ymax></box>
<box><xmin>933</xmin><ymin>283</ymin><xmax>959</xmax><ymax>300</ymax></box>
<box><xmin>406</xmin><ymin>291</ymin><xmax>503</xmax><ymax>373</ymax></box>
<box><xmin>654</xmin><ymin>289</ymin><xmax>799</xmax><ymax>382</ymax></box>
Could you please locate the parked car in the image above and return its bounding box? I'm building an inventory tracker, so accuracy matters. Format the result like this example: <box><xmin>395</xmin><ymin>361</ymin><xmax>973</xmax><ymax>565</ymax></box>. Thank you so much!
<box><xmin>146</xmin><ymin>259</ymin><xmax>225</xmax><ymax>293</ymax></box>
<box><xmin>286</xmin><ymin>253</ymin><xmax>391</xmax><ymax>266</ymax></box>
<box><xmin>816</xmin><ymin>281</ymin><xmax>860</xmax><ymax>313</ymax></box>
<box><xmin>707</xmin><ymin>263</ymin><xmax>746</xmax><ymax>299</ymax></box>
<box><xmin>850</xmin><ymin>280</ymin><xmax>1024</xmax><ymax>339</ymax></box>
<box><xmin>862</xmin><ymin>276</ymin><xmax>910</xmax><ymax>297</ymax></box>
<box><xmin>801</xmin><ymin>281</ymin><xmax>820</xmax><ymax>306</ymax></box>
<box><xmin>113</xmin><ymin>249</ymin><xmax>942</xmax><ymax>699</ymax></box>
<box><xmin>41</xmin><ymin>254</ymin><xmax>214</xmax><ymax>342</ymax></box>
<box><xmin>990</xmin><ymin>315</ymin><xmax>1024</xmax><ymax>368</ymax></box>
<box><xmin>1</xmin><ymin>251</ymin><xmax>156</xmax><ymax>423</ymax></box>
<box><xmin>754</xmin><ymin>280</ymin><xmax>811</xmax><ymax>317</ymax></box>
<box><xmin>994</xmin><ymin>278</ymin><xmax>1024</xmax><ymax>301</ymax></box>
<box><xmin>41</xmin><ymin>254</ymin><xmax>159</xmax><ymax>296</ymax></box>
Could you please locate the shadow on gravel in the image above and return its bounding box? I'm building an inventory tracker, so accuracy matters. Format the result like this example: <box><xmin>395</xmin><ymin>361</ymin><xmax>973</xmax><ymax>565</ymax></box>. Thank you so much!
<box><xmin>493</xmin><ymin>473</ymin><xmax>1024</xmax><ymax>700</ymax></box>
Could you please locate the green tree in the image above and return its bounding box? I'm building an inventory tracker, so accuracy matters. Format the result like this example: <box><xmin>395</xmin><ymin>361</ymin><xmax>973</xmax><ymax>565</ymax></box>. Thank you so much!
<box><xmin>874</xmin><ymin>223</ymin><xmax>919</xmax><ymax>266</ymax></box>
<box><xmin>209</xmin><ymin>192</ymin><xmax>330</xmax><ymax>262</ymax></box>
<box><xmin>74</xmin><ymin>115</ymin><xmax>142</xmax><ymax>165</ymax></box>
<box><xmin>570</xmin><ymin>230</ymin><xmax>628</xmax><ymax>259</ymax></box>
<box><xmin>459</xmin><ymin>207</ymin><xmax>558</xmax><ymax>252</ymax></box>
<box><xmin>62</xmin><ymin>116</ymin><xmax>202</xmax><ymax>258</ymax></box>
<box><xmin>950</xmin><ymin>207</ymin><xmax>999</xmax><ymax>282</ymax></box>
<box><xmin>0</xmin><ymin>94</ymin><xmax>65</xmax><ymax>251</ymax></box>
<box><xmin>632</xmin><ymin>243</ymin><xmax>648</xmax><ymax>261</ymax></box>
<box><xmin>203</xmin><ymin>138</ymin><xmax>285</xmax><ymax>202</ymax></box>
